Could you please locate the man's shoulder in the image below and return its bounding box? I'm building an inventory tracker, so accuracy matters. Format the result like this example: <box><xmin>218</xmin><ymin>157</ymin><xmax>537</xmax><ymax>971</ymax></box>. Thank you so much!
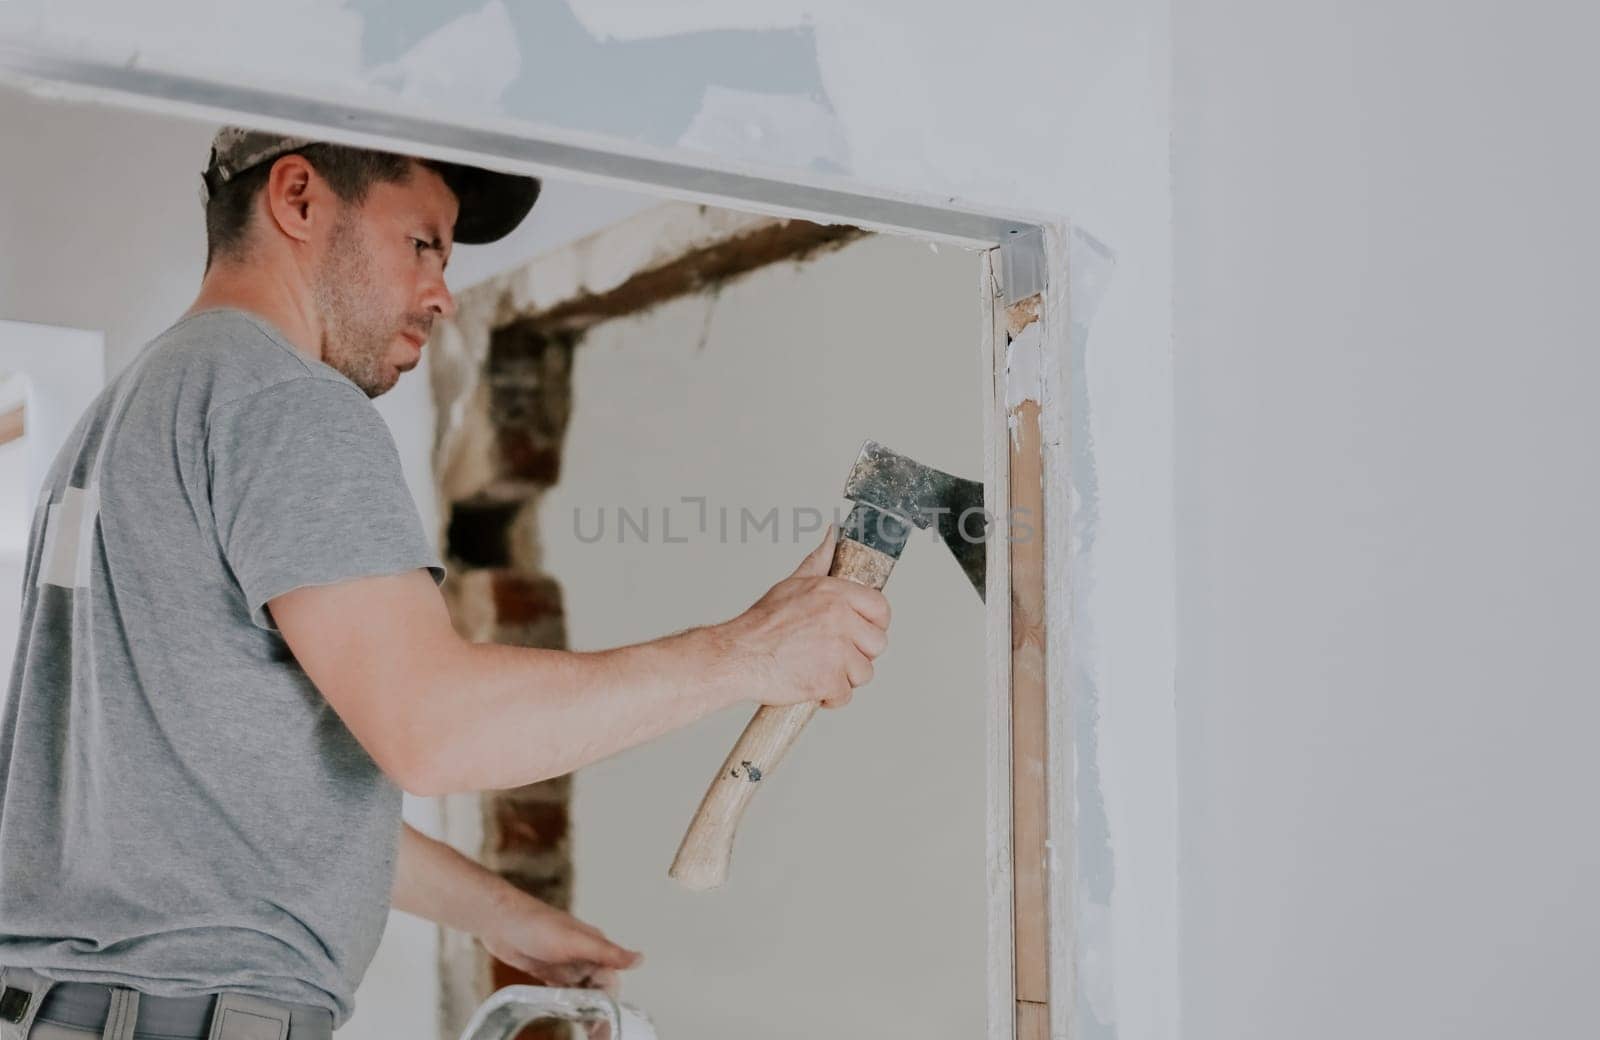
<box><xmin>140</xmin><ymin>309</ymin><xmax>359</xmax><ymax>416</ymax></box>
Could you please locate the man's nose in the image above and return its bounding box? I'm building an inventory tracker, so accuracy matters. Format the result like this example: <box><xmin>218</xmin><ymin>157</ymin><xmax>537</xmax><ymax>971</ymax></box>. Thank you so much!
<box><xmin>422</xmin><ymin>273</ymin><xmax>457</xmax><ymax>320</ymax></box>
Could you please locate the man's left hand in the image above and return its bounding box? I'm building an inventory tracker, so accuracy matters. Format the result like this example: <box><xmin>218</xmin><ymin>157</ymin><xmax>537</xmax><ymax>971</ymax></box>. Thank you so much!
<box><xmin>479</xmin><ymin>884</ymin><xmax>643</xmax><ymax>994</ymax></box>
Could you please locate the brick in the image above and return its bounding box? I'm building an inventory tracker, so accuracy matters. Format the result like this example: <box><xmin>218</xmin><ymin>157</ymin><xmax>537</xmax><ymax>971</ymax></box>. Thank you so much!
<box><xmin>500</xmin><ymin>867</ymin><xmax>572</xmax><ymax>911</ymax></box>
<box><xmin>486</xmin><ymin>325</ymin><xmax>575</xmax><ymax>438</ymax></box>
<box><xmin>490</xmin><ymin>572</ymin><xmax>563</xmax><ymax>626</ymax></box>
<box><xmin>490</xmin><ymin>798</ymin><xmax>569</xmax><ymax>853</ymax></box>
<box><xmin>437</xmin><ymin>319</ymin><xmax>578</xmax><ymax>1026</ymax></box>
<box><xmin>489</xmin><ymin>844</ymin><xmax>568</xmax><ymax>879</ymax></box>
<box><xmin>494</xmin><ymin>620</ymin><xmax>567</xmax><ymax>652</ymax></box>
<box><xmin>495</xmin><ymin>428</ymin><xmax>563</xmax><ymax>485</ymax></box>
<box><xmin>487</xmin><ymin>322</ymin><xmax>577</xmax><ymax>373</ymax></box>
<box><xmin>446</xmin><ymin>498</ymin><xmax>522</xmax><ymax>567</ymax></box>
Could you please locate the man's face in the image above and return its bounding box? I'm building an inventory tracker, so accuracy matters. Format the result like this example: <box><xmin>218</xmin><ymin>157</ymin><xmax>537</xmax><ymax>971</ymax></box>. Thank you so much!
<box><xmin>314</xmin><ymin>163</ymin><xmax>459</xmax><ymax>398</ymax></box>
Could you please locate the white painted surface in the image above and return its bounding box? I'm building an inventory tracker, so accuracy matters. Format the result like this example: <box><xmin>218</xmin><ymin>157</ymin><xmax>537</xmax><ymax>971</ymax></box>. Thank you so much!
<box><xmin>0</xmin><ymin>322</ymin><xmax>104</xmax><ymax>506</ymax></box>
<box><xmin>0</xmin><ymin>319</ymin><xmax>103</xmax><ymax>719</ymax></box>
<box><xmin>0</xmin><ymin>383</ymin><xmax>30</xmax><ymax>686</ymax></box>
<box><xmin>36</xmin><ymin>483</ymin><xmax>100</xmax><ymax>590</ymax></box>
<box><xmin>1173</xmin><ymin>3</ymin><xmax>1600</xmax><ymax>1038</ymax></box>
<box><xmin>0</xmin><ymin>375</ymin><xmax>29</xmax><ymax>559</ymax></box>
<box><xmin>544</xmin><ymin>233</ymin><xmax>987</xmax><ymax>1040</ymax></box>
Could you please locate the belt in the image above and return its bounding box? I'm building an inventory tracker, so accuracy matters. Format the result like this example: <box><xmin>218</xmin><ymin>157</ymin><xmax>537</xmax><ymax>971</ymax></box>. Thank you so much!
<box><xmin>0</xmin><ymin>967</ymin><xmax>334</xmax><ymax>1039</ymax></box>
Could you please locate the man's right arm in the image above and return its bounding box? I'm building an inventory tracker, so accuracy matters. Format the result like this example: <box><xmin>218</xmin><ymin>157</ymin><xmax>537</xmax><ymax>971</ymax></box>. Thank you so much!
<box><xmin>270</xmin><ymin>526</ymin><xmax>890</xmax><ymax>796</ymax></box>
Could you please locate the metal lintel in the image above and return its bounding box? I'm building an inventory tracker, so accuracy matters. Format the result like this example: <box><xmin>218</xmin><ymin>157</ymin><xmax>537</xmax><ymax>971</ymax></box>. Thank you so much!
<box><xmin>0</xmin><ymin>40</ymin><xmax>1049</xmax><ymax>257</ymax></box>
<box><xmin>998</xmin><ymin>226</ymin><xmax>1046</xmax><ymax>306</ymax></box>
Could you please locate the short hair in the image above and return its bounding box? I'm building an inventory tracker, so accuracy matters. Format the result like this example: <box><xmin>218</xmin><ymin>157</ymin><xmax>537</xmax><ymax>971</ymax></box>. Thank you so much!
<box><xmin>203</xmin><ymin>143</ymin><xmax>420</xmax><ymax>268</ymax></box>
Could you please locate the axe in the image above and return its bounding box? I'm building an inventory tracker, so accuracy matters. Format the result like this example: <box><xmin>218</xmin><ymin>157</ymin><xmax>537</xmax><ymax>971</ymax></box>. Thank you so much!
<box><xmin>669</xmin><ymin>440</ymin><xmax>987</xmax><ymax>890</ymax></box>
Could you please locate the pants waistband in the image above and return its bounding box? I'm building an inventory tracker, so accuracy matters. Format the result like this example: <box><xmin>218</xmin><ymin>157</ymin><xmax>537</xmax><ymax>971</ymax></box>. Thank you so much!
<box><xmin>0</xmin><ymin>967</ymin><xmax>334</xmax><ymax>1039</ymax></box>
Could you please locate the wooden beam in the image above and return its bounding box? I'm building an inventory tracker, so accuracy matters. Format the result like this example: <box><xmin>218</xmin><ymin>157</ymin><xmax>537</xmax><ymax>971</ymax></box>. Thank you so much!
<box><xmin>1005</xmin><ymin>293</ymin><xmax>1051</xmax><ymax>1029</ymax></box>
<box><xmin>523</xmin><ymin>220</ymin><xmax>862</xmax><ymax>333</ymax></box>
<box><xmin>0</xmin><ymin>404</ymin><xmax>23</xmax><ymax>448</ymax></box>
<box><xmin>1016</xmin><ymin>1000</ymin><xmax>1050</xmax><ymax>1040</ymax></box>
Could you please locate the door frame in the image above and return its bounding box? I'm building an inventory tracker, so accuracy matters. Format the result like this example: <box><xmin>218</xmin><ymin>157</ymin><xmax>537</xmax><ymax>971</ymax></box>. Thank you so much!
<box><xmin>0</xmin><ymin>43</ymin><xmax>1074</xmax><ymax>1040</ymax></box>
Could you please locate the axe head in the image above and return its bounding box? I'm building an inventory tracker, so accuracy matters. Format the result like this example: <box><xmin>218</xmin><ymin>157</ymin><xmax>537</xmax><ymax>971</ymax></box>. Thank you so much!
<box><xmin>840</xmin><ymin>440</ymin><xmax>988</xmax><ymax>599</ymax></box>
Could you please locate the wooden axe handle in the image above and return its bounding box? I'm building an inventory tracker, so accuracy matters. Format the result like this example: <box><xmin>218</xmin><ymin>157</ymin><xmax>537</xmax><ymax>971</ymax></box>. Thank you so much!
<box><xmin>668</xmin><ymin>535</ymin><xmax>897</xmax><ymax>890</ymax></box>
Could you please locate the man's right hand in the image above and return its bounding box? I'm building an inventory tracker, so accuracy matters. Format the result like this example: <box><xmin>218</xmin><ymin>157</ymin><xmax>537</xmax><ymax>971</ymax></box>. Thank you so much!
<box><xmin>713</xmin><ymin>524</ymin><xmax>892</xmax><ymax>710</ymax></box>
<box><xmin>274</xmin><ymin>524</ymin><xmax>893</xmax><ymax>796</ymax></box>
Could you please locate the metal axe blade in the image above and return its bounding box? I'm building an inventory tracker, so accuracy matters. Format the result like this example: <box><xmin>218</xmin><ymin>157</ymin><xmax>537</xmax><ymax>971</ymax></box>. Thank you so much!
<box><xmin>841</xmin><ymin>440</ymin><xmax>988</xmax><ymax>599</ymax></box>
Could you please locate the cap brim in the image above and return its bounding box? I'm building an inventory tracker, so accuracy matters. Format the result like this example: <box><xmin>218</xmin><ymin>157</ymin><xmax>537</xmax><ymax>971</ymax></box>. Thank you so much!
<box><xmin>433</xmin><ymin>163</ymin><xmax>541</xmax><ymax>245</ymax></box>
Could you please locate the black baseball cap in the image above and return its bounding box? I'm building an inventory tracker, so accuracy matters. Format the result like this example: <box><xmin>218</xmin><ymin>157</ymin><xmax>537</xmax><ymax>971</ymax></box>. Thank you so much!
<box><xmin>200</xmin><ymin>127</ymin><xmax>541</xmax><ymax>245</ymax></box>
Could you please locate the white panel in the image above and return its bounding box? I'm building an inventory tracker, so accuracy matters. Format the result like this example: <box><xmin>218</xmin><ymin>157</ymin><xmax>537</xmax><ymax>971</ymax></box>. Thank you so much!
<box><xmin>0</xmin><ymin>319</ymin><xmax>105</xmax><ymax>505</ymax></box>
<box><xmin>36</xmin><ymin>483</ymin><xmax>98</xmax><ymax>590</ymax></box>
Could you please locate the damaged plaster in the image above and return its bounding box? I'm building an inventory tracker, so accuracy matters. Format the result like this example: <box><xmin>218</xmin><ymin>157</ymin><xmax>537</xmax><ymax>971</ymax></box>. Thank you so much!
<box><xmin>2</xmin><ymin>0</ymin><xmax>850</xmax><ymax>170</ymax></box>
<box><xmin>355</xmin><ymin>0</ymin><xmax>846</xmax><ymax>168</ymax></box>
<box><xmin>1061</xmin><ymin>226</ymin><xmax>1119</xmax><ymax>1038</ymax></box>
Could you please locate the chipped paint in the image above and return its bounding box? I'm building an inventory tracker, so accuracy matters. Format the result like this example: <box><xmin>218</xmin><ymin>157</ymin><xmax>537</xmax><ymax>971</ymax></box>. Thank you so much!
<box><xmin>1058</xmin><ymin>224</ymin><xmax>1119</xmax><ymax>1040</ymax></box>
<box><xmin>1006</xmin><ymin>322</ymin><xmax>1044</xmax><ymax>415</ymax></box>
<box><xmin>366</xmin><ymin>0</ymin><xmax>520</xmax><ymax>108</ymax></box>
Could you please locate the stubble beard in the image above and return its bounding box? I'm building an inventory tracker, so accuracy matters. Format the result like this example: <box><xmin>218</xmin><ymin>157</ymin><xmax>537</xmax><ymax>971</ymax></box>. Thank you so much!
<box><xmin>316</xmin><ymin>212</ymin><xmax>403</xmax><ymax>399</ymax></box>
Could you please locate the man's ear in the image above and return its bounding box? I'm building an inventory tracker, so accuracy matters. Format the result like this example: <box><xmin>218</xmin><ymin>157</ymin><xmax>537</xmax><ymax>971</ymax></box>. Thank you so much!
<box><xmin>263</xmin><ymin>155</ymin><xmax>323</xmax><ymax>246</ymax></box>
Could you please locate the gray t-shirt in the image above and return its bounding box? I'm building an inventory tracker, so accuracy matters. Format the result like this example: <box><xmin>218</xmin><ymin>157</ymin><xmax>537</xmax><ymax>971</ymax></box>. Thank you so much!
<box><xmin>0</xmin><ymin>309</ymin><xmax>443</xmax><ymax>1026</ymax></box>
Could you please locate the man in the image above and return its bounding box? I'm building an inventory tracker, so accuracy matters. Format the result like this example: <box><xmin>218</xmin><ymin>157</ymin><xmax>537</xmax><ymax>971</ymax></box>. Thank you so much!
<box><xmin>0</xmin><ymin>128</ymin><xmax>890</xmax><ymax>1040</ymax></box>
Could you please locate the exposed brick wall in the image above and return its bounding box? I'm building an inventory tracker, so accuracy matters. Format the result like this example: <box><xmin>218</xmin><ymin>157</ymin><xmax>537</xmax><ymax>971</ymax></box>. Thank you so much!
<box><xmin>433</xmin><ymin>322</ymin><xmax>580</xmax><ymax>1040</ymax></box>
<box><xmin>425</xmin><ymin>209</ymin><xmax>855</xmax><ymax>1039</ymax></box>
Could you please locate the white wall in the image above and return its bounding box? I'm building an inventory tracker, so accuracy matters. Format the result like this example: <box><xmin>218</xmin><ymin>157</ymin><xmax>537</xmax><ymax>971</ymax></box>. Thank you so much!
<box><xmin>0</xmin><ymin>90</ymin><xmax>210</xmax><ymax>373</ymax></box>
<box><xmin>0</xmin><ymin>324</ymin><xmax>105</xmax><ymax>685</ymax></box>
<box><xmin>1172</xmin><ymin>3</ymin><xmax>1600</xmax><ymax>1038</ymax></box>
<box><xmin>543</xmin><ymin>233</ymin><xmax>987</xmax><ymax>1040</ymax></box>
<box><xmin>0</xmin><ymin>377</ymin><xmax>29</xmax><ymax>685</ymax></box>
